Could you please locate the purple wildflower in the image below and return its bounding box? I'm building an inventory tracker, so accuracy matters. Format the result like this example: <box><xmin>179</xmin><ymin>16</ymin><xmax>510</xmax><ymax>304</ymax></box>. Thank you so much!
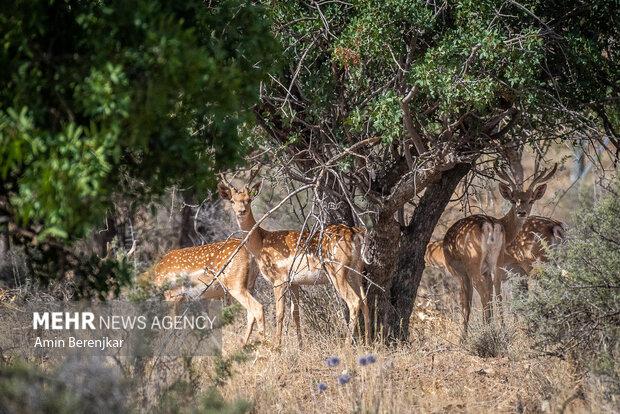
<box><xmin>337</xmin><ymin>374</ymin><xmax>351</xmax><ymax>385</ymax></box>
<box><xmin>317</xmin><ymin>382</ymin><xmax>328</xmax><ymax>393</ymax></box>
<box><xmin>325</xmin><ymin>356</ymin><xmax>340</xmax><ymax>367</ymax></box>
<box><xmin>358</xmin><ymin>354</ymin><xmax>376</xmax><ymax>366</ymax></box>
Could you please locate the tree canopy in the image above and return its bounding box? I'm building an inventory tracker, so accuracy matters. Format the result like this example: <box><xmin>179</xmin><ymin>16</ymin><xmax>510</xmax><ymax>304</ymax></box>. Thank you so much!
<box><xmin>0</xmin><ymin>0</ymin><xmax>278</xmax><ymax>241</ymax></box>
<box><xmin>260</xmin><ymin>0</ymin><xmax>617</xmax><ymax>166</ymax></box>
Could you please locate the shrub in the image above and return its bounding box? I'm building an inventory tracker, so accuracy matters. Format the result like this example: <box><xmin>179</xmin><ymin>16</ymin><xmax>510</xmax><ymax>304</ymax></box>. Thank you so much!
<box><xmin>522</xmin><ymin>174</ymin><xmax>620</xmax><ymax>400</ymax></box>
<box><xmin>464</xmin><ymin>320</ymin><xmax>514</xmax><ymax>358</ymax></box>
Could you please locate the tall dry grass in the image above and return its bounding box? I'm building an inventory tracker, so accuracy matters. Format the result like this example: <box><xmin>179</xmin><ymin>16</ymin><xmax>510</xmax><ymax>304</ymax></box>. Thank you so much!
<box><xmin>213</xmin><ymin>290</ymin><xmax>589</xmax><ymax>413</ymax></box>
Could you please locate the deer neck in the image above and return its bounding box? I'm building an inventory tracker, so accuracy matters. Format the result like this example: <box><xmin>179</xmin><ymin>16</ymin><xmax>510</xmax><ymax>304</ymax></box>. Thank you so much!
<box><xmin>236</xmin><ymin>210</ymin><xmax>264</xmax><ymax>258</ymax></box>
<box><xmin>499</xmin><ymin>207</ymin><xmax>524</xmax><ymax>245</ymax></box>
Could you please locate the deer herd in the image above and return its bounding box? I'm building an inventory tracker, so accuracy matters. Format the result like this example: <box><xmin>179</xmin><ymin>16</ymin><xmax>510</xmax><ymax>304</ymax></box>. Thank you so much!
<box><xmin>146</xmin><ymin>156</ymin><xmax>565</xmax><ymax>346</ymax></box>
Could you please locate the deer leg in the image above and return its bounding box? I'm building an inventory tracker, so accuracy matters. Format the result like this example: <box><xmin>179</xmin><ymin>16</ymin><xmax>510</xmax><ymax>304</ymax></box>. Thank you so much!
<box><xmin>273</xmin><ymin>283</ymin><xmax>286</xmax><ymax>348</ymax></box>
<box><xmin>243</xmin><ymin>313</ymin><xmax>256</xmax><ymax>346</ymax></box>
<box><xmin>447</xmin><ymin>262</ymin><xmax>473</xmax><ymax>339</ymax></box>
<box><xmin>353</xmin><ymin>256</ymin><xmax>371</xmax><ymax>344</ymax></box>
<box><xmin>290</xmin><ymin>284</ymin><xmax>303</xmax><ymax>348</ymax></box>
<box><xmin>459</xmin><ymin>273</ymin><xmax>474</xmax><ymax>339</ymax></box>
<box><xmin>228</xmin><ymin>288</ymin><xmax>264</xmax><ymax>345</ymax></box>
<box><xmin>348</xmin><ymin>265</ymin><xmax>370</xmax><ymax>344</ymax></box>
<box><xmin>346</xmin><ymin>295</ymin><xmax>362</xmax><ymax>344</ymax></box>
<box><xmin>359</xmin><ymin>286</ymin><xmax>370</xmax><ymax>345</ymax></box>
<box><xmin>330</xmin><ymin>264</ymin><xmax>362</xmax><ymax>343</ymax></box>
<box><xmin>480</xmin><ymin>272</ymin><xmax>493</xmax><ymax>324</ymax></box>
<box><xmin>493</xmin><ymin>266</ymin><xmax>504</xmax><ymax>326</ymax></box>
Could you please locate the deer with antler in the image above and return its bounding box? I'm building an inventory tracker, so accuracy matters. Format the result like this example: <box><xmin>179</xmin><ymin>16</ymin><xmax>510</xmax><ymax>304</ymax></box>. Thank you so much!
<box><xmin>442</xmin><ymin>151</ymin><xmax>557</xmax><ymax>334</ymax></box>
<box><xmin>218</xmin><ymin>172</ymin><xmax>370</xmax><ymax>347</ymax></box>
<box><xmin>141</xmin><ymin>240</ymin><xmax>264</xmax><ymax>345</ymax></box>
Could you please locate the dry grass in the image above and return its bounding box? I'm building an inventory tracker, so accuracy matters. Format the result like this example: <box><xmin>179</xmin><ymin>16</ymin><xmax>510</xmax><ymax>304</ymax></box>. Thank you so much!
<box><xmin>210</xmin><ymin>292</ymin><xmax>588</xmax><ymax>414</ymax></box>
<box><xmin>205</xmin><ymin>258</ymin><xmax>592</xmax><ymax>413</ymax></box>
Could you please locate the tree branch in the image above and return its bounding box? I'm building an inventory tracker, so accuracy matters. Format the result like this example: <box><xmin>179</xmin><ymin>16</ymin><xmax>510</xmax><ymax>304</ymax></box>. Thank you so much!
<box><xmin>401</xmin><ymin>86</ymin><xmax>427</xmax><ymax>156</ymax></box>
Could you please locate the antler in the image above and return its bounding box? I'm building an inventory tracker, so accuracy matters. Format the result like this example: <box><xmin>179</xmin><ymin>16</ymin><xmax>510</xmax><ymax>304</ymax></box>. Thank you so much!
<box><xmin>218</xmin><ymin>171</ymin><xmax>234</xmax><ymax>188</ymax></box>
<box><xmin>493</xmin><ymin>159</ymin><xmax>517</xmax><ymax>189</ymax></box>
<box><xmin>528</xmin><ymin>162</ymin><xmax>558</xmax><ymax>190</ymax></box>
<box><xmin>247</xmin><ymin>165</ymin><xmax>262</xmax><ymax>185</ymax></box>
<box><xmin>503</xmin><ymin>144</ymin><xmax>524</xmax><ymax>188</ymax></box>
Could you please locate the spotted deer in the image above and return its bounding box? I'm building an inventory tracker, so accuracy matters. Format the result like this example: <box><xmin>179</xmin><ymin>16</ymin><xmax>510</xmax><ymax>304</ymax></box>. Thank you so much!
<box><xmin>426</xmin><ymin>216</ymin><xmax>565</xmax><ymax>301</ymax></box>
<box><xmin>218</xmin><ymin>180</ymin><xmax>370</xmax><ymax>347</ymax></box>
<box><xmin>442</xmin><ymin>158</ymin><xmax>557</xmax><ymax>335</ymax></box>
<box><xmin>426</xmin><ymin>217</ymin><xmax>565</xmax><ymax>279</ymax></box>
<box><xmin>142</xmin><ymin>240</ymin><xmax>264</xmax><ymax>345</ymax></box>
<box><xmin>504</xmin><ymin>216</ymin><xmax>565</xmax><ymax>276</ymax></box>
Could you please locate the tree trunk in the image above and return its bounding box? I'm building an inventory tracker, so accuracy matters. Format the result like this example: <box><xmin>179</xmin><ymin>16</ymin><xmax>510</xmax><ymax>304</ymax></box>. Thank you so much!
<box><xmin>0</xmin><ymin>197</ymin><xmax>9</xmax><ymax>257</ymax></box>
<box><xmin>0</xmin><ymin>218</ymin><xmax>8</xmax><ymax>257</ymax></box>
<box><xmin>368</xmin><ymin>163</ymin><xmax>471</xmax><ymax>342</ymax></box>
<box><xmin>365</xmin><ymin>210</ymin><xmax>402</xmax><ymax>338</ymax></box>
<box><xmin>94</xmin><ymin>213</ymin><xmax>117</xmax><ymax>257</ymax></box>
<box><xmin>179</xmin><ymin>191</ymin><xmax>199</xmax><ymax>248</ymax></box>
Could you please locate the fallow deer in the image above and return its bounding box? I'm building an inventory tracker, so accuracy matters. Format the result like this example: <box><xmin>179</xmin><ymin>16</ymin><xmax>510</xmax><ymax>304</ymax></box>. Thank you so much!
<box><xmin>218</xmin><ymin>180</ymin><xmax>370</xmax><ymax>347</ymax></box>
<box><xmin>504</xmin><ymin>216</ymin><xmax>565</xmax><ymax>276</ymax></box>
<box><xmin>426</xmin><ymin>217</ymin><xmax>565</xmax><ymax>278</ymax></box>
<box><xmin>426</xmin><ymin>216</ymin><xmax>565</xmax><ymax>306</ymax></box>
<box><xmin>442</xmin><ymin>159</ymin><xmax>557</xmax><ymax>334</ymax></box>
<box><xmin>142</xmin><ymin>240</ymin><xmax>264</xmax><ymax>345</ymax></box>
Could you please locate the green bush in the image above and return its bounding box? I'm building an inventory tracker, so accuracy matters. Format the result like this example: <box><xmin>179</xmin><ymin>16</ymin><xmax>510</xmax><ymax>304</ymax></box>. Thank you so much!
<box><xmin>0</xmin><ymin>0</ymin><xmax>277</xmax><ymax>241</ymax></box>
<box><xmin>522</xmin><ymin>174</ymin><xmax>620</xmax><ymax>399</ymax></box>
<box><xmin>0</xmin><ymin>354</ymin><xmax>254</xmax><ymax>414</ymax></box>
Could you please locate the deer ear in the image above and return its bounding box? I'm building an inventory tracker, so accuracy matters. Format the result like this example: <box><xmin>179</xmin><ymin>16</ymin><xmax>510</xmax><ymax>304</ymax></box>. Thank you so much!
<box><xmin>498</xmin><ymin>183</ymin><xmax>513</xmax><ymax>201</ymax></box>
<box><xmin>249</xmin><ymin>181</ymin><xmax>261</xmax><ymax>197</ymax></box>
<box><xmin>532</xmin><ymin>183</ymin><xmax>547</xmax><ymax>201</ymax></box>
<box><xmin>218</xmin><ymin>182</ymin><xmax>232</xmax><ymax>200</ymax></box>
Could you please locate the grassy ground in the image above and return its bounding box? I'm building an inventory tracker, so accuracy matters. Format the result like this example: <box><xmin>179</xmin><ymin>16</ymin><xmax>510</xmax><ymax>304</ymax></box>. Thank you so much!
<box><xmin>207</xmin><ymin>272</ymin><xmax>591</xmax><ymax>414</ymax></box>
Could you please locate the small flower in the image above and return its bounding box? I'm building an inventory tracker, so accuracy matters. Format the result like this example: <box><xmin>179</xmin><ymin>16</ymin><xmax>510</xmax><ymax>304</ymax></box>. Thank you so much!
<box><xmin>325</xmin><ymin>356</ymin><xmax>340</xmax><ymax>367</ymax></box>
<box><xmin>337</xmin><ymin>374</ymin><xmax>351</xmax><ymax>385</ymax></box>
<box><xmin>317</xmin><ymin>382</ymin><xmax>328</xmax><ymax>393</ymax></box>
<box><xmin>358</xmin><ymin>354</ymin><xmax>376</xmax><ymax>366</ymax></box>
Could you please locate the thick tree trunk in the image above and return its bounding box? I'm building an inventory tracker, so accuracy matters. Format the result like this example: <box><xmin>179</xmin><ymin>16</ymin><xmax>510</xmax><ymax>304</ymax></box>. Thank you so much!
<box><xmin>367</xmin><ymin>163</ymin><xmax>471</xmax><ymax>342</ymax></box>
<box><xmin>365</xmin><ymin>210</ymin><xmax>402</xmax><ymax>338</ymax></box>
